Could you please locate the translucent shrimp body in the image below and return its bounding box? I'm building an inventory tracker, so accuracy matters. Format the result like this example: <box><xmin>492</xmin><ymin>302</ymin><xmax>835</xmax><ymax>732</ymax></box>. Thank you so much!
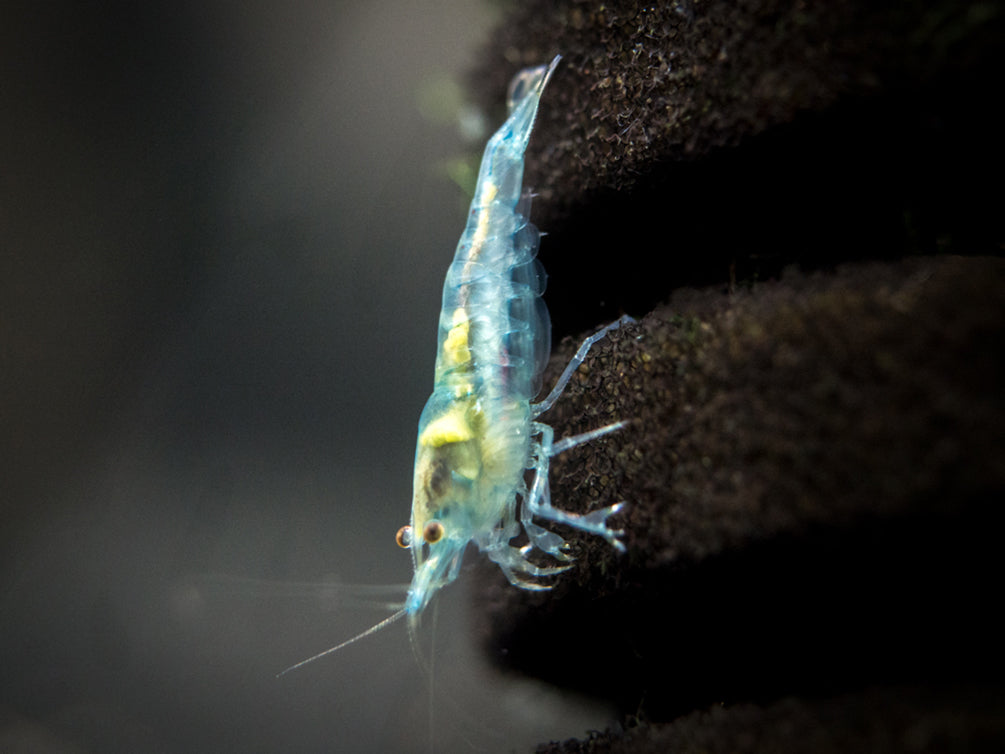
<box><xmin>399</xmin><ymin>55</ymin><xmax>629</xmax><ymax>620</ymax></box>
<box><xmin>276</xmin><ymin>55</ymin><xmax>630</xmax><ymax>677</ymax></box>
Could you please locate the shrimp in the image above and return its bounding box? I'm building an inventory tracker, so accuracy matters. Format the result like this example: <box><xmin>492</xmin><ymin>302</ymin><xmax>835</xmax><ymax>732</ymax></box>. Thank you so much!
<box><xmin>279</xmin><ymin>54</ymin><xmax>630</xmax><ymax>675</ymax></box>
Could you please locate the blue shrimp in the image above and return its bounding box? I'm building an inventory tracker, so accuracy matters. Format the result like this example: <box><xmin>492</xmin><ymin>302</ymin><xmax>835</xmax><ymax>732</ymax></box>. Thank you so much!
<box><xmin>279</xmin><ymin>55</ymin><xmax>630</xmax><ymax>675</ymax></box>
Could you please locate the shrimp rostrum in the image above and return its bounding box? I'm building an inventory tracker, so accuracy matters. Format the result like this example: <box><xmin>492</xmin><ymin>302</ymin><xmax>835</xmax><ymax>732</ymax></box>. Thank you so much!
<box><xmin>397</xmin><ymin>54</ymin><xmax>630</xmax><ymax>618</ymax></box>
<box><xmin>279</xmin><ymin>55</ymin><xmax>630</xmax><ymax>674</ymax></box>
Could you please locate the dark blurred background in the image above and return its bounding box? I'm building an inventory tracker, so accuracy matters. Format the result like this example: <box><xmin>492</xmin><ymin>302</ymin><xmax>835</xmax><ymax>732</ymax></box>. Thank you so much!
<box><xmin>0</xmin><ymin>3</ymin><xmax>612</xmax><ymax>751</ymax></box>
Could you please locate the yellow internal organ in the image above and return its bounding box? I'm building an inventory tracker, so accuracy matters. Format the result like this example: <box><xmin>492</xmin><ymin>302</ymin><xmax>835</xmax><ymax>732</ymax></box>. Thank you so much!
<box><xmin>471</xmin><ymin>182</ymin><xmax>498</xmax><ymax>249</ymax></box>
<box><xmin>442</xmin><ymin>309</ymin><xmax>470</xmax><ymax>367</ymax></box>
<box><xmin>419</xmin><ymin>405</ymin><xmax>474</xmax><ymax>448</ymax></box>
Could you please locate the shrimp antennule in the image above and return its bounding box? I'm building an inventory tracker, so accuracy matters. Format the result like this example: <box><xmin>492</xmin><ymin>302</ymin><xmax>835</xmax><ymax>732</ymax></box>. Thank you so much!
<box><xmin>276</xmin><ymin>607</ymin><xmax>407</xmax><ymax>677</ymax></box>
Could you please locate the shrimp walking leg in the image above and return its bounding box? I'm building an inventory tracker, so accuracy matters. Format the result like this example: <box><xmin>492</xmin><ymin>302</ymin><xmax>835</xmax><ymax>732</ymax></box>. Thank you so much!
<box><xmin>515</xmin><ymin>316</ymin><xmax>634</xmax><ymax>555</ymax></box>
<box><xmin>525</xmin><ymin>422</ymin><xmax>627</xmax><ymax>551</ymax></box>
<box><xmin>531</xmin><ymin>314</ymin><xmax>636</xmax><ymax>418</ymax></box>
<box><xmin>483</xmin><ymin>540</ymin><xmax>573</xmax><ymax>589</ymax></box>
<box><xmin>519</xmin><ymin>477</ymin><xmax>572</xmax><ymax>561</ymax></box>
<box><xmin>519</xmin><ymin>421</ymin><xmax>628</xmax><ymax>559</ymax></box>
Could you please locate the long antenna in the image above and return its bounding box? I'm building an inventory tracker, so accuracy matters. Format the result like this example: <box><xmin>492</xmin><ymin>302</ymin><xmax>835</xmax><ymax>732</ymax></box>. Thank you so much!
<box><xmin>276</xmin><ymin>607</ymin><xmax>408</xmax><ymax>677</ymax></box>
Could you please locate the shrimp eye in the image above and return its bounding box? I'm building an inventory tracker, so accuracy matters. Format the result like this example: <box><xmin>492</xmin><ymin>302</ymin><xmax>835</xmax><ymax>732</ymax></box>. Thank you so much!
<box><xmin>395</xmin><ymin>525</ymin><xmax>412</xmax><ymax>548</ymax></box>
<box><xmin>422</xmin><ymin>521</ymin><xmax>444</xmax><ymax>544</ymax></box>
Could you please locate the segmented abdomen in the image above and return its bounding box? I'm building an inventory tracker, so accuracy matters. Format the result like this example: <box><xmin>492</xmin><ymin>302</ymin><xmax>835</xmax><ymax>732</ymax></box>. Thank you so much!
<box><xmin>435</xmin><ymin>198</ymin><xmax>551</xmax><ymax>405</ymax></box>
